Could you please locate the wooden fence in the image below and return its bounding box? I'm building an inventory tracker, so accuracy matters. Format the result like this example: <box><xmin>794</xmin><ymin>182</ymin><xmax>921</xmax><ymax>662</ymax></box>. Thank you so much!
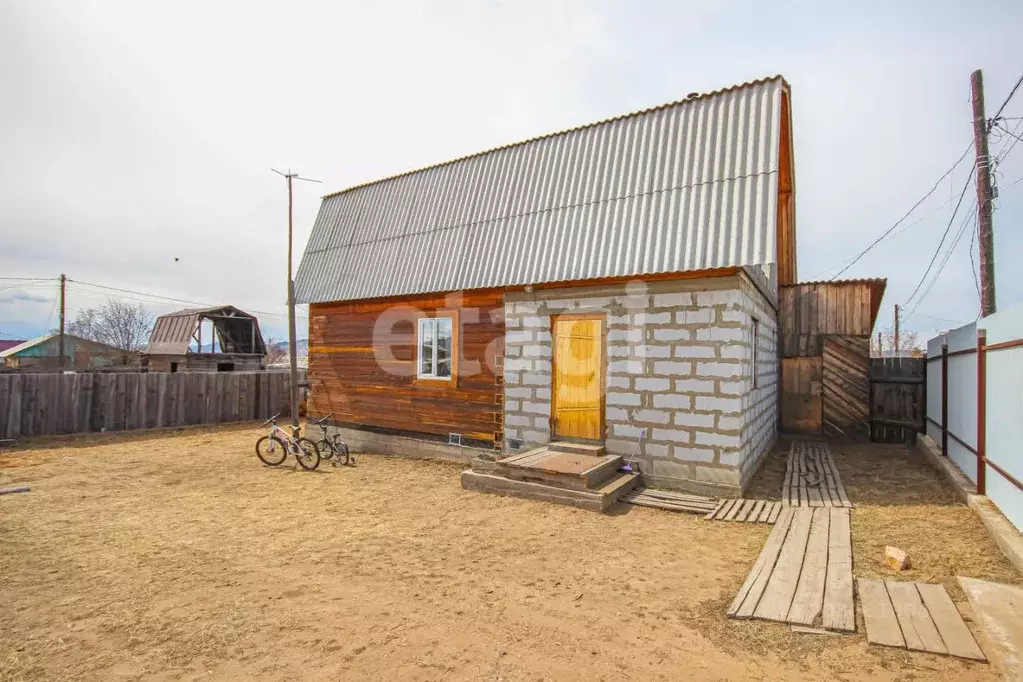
<box><xmin>0</xmin><ymin>371</ymin><xmax>303</xmax><ymax>440</ymax></box>
<box><xmin>869</xmin><ymin>357</ymin><xmax>926</xmax><ymax>443</ymax></box>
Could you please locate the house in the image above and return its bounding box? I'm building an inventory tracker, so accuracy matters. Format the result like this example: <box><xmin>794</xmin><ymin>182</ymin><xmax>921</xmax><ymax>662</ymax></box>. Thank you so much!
<box><xmin>0</xmin><ymin>333</ymin><xmax>129</xmax><ymax>369</ymax></box>
<box><xmin>295</xmin><ymin>75</ymin><xmax>805</xmax><ymax>499</ymax></box>
<box><xmin>143</xmin><ymin>306</ymin><xmax>266</xmax><ymax>372</ymax></box>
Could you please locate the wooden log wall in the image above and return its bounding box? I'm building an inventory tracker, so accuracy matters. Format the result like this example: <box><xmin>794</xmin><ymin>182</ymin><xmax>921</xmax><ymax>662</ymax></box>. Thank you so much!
<box><xmin>307</xmin><ymin>290</ymin><xmax>504</xmax><ymax>446</ymax></box>
<box><xmin>0</xmin><ymin>371</ymin><xmax>299</xmax><ymax>440</ymax></box>
<box><xmin>870</xmin><ymin>357</ymin><xmax>926</xmax><ymax>443</ymax></box>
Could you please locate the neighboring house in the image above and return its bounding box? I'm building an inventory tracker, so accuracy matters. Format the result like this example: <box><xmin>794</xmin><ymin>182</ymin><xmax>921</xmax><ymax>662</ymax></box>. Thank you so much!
<box><xmin>143</xmin><ymin>306</ymin><xmax>266</xmax><ymax>372</ymax></box>
<box><xmin>0</xmin><ymin>333</ymin><xmax>129</xmax><ymax>369</ymax></box>
<box><xmin>295</xmin><ymin>75</ymin><xmax>802</xmax><ymax>497</ymax></box>
<box><xmin>0</xmin><ymin>340</ymin><xmax>26</xmax><ymax>354</ymax></box>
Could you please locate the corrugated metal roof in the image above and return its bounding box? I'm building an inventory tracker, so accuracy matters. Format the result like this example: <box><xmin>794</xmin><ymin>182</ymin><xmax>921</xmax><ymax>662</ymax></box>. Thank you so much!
<box><xmin>0</xmin><ymin>333</ymin><xmax>121</xmax><ymax>358</ymax></box>
<box><xmin>296</xmin><ymin>75</ymin><xmax>790</xmax><ymax>305</ymax></box>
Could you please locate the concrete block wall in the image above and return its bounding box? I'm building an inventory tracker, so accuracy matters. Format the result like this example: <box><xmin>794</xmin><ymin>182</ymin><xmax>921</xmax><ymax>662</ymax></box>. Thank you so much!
<box><xmin>503</xmin><ymin>273</ymin><xmax>778</xmax><ymax>496</ymax></box>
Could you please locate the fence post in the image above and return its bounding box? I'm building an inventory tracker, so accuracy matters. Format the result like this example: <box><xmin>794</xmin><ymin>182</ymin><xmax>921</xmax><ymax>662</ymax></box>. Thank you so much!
<box><xmin>977</xmin><ymin>330</ymin><xmax>987</xmax><ymax>495</ymax></box>
<box><xmin>941</xmin><ymin>343</ymin><xmax>948</xmax><ymax>456</ymax></box>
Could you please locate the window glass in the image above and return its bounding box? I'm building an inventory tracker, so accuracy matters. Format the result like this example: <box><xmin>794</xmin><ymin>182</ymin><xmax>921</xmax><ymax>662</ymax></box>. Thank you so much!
<box><xmin>418</xmin><ymin>316</ymin><xmax>454</xmax><ymax>380</ymax></box>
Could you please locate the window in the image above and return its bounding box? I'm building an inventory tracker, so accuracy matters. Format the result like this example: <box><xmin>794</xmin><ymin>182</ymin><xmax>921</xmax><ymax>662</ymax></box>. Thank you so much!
<box><xmin>217</xmin><ymin>362</ymin><xmax>235</xmax><ymax>372</ymax></box>
<box><xmin>170</xmin><ymin>362</ymin><xmax>178</xmax><ymax>373</ymax></box>
<box><xmin>751</xmin><ymin>318</ymin><xmax>759</xmax><ymax>388</ymax></box>
<box><xmin>417</xmin><ymin>316</ymin><xmax>455</xmax><ymax>380</ymax></box>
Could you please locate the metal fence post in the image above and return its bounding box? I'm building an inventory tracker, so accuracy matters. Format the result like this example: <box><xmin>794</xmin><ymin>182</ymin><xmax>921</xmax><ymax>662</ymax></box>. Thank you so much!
<box><xmin>941</xmin><ymin>343</ymin><xmax>948</xmax><ymax>456</ymax></box>
<box><xmin>977</xmin><ymin>330</ymin><xmax>987</xmax><ymax>495</ymax></box>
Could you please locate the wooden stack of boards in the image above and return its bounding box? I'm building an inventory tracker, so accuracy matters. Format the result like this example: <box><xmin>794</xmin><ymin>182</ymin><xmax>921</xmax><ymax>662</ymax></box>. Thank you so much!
<box><xmin>619</xmin><ymin>488</ymin><xmax>718</xmax><ymax>514</ymax></box>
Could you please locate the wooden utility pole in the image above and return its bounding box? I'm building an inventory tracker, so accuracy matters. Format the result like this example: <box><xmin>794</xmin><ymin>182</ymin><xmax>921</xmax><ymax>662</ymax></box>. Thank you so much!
<box><xmin>58</xmin><ymin>273</ymin><xmax>67</xmax><ymax>369</ymax></box>
<box><xmin>971</xmin><ymin>69</ymin><xmax>997</xmax><ymax>317</ymax></box>
<box><xmin>894</xmin><ymin>304</ymin><xmax>900</xmax><ymax>357</ymax></box>
<box><xmin>877</xmin><ymin>331</ymin><xmax>883</xmax><ymax>358</ymax></box>
<box><xmin>272</xmin><ymin>168</ymin><xmax>321</xmax><ymax>438</ymax></box>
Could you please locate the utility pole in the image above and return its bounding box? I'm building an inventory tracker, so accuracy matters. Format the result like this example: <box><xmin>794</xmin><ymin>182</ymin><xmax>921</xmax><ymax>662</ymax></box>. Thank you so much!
<box><xmin>971</xmin><ymin>69</ymin><xmax>997</xmax><ymax>317</ymax></box>
<box><xmin>877</xmin><ymin>331</ymin><xmax>883</xmax><ymax>358</ymax></box>
<box><xmin>271</xmin><ymin>168</ymin><xmax>321</xmax><ymax>437</ymax></box>
<box><xmin>59</xmin><ymin>274</ymin><xmax>67</xmax><ymax>369</ymax></box>
<box><xmin>894</xmin><ymin>304</ymin><xmax>900</xmax><ymax>357</ymax></box>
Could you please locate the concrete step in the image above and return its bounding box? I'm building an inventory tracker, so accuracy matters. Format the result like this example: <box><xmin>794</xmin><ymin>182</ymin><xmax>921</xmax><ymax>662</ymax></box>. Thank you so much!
<box><xmin>460</xmin><ymin>469</ymin><xmax>639</xmax><ymax>513</ymax></box>
<box><xmin>549</xmin><ymin>441</ymin><xmax>606</xmax><ymax>456</ymax></box>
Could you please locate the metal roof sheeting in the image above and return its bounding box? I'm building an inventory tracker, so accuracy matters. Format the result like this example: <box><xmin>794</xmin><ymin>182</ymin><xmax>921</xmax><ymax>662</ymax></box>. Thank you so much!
<box><xmin>296</xmin><ymin>76</ymin><xmax>789</xmax><ymax>304</ymax></box>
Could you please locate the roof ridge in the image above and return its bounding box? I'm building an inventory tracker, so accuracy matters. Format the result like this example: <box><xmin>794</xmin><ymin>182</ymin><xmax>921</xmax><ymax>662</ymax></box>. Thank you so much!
<box><xmin>322</xmin><ymin>75</ymin><xmax>787</xmax><ymax>199</ymax></box>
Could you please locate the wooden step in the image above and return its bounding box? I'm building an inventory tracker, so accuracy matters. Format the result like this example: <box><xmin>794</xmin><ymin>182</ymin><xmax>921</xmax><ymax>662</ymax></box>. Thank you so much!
<box><xmin>500</xmin><ymin>451</ymin><xmax>623</xmax><ymax>491</ymax></box>
<box><xmin>597</xmin><ymin>472</ymin><xmax>640</xmax><ymax>510</ymax></box>
<box><xmin>549</xmin><ymin>441</ymin><xmax>605</xmax><ymax>457</ymax></box>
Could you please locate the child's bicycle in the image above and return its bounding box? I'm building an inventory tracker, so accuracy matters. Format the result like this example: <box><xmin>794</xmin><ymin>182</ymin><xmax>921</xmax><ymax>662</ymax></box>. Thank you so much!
<box><xmin>311</xmin><ymin>413</ymin><xmax>353</xmax><ymax>466</ymax></box>
<box><xmin>255</xmin><ymin>414</ymin><xmax>321</xmax><ymax>470</ymax></box>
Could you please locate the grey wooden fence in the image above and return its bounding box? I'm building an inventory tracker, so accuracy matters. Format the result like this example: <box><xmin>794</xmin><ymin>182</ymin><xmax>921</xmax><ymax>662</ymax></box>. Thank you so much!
<box><xmin>0</xmin><ymin>371</ymin><xmax>303</xmax><ymax>439</ymax></box>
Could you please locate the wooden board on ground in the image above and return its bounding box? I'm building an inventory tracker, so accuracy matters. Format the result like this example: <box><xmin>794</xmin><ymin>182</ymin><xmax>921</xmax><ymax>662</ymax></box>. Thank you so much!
<box><xmin>886</xmin><ymin>580</ymin><xmax>947</xmax><ymax>654</ymax></box>
<box><xmin>858</xmin><ymin>578</ymin><xmax>906</xmax><ymax>648</ymax></box>
<box><xmin>787</xmin><ymin>507</ymin><xmax>830</xmax><ymax>625</ymax></box>
<box><xmin>728</xmin><ymin>508</ymin><xmax>796</xmax><ymax>619</ymax></box>
<box><xmin>860</xmin><ymin>579</ymin><xmax>985</xmax><ymax>661</ymax></box>
<box><xmin>706</xmin><ymin>499</ymin><xmax>780</xmax><ymax>523</ymax></box>
<box><xmin>782</xmin><ymin>441</ymin><xmax>851</xmax><ymax>509</ymax></box>
<box><xmin>959</xmin><ymin>577</ymin><xmax>1020</xmax><ymax>674</ymax></box>
<box><xmin>822</xmin><ymin>508</ymin><xmax>855</xmax><ymax>631</ymax></box>
<box><xmin>754</xmin><ymin>508</ymin><xmax>814</xmax><ymax>621</ymax></box>
<box><xmin>917</xmin><ymin>583</ymin><xmax>985</xmax><ymax>661</ymax></box>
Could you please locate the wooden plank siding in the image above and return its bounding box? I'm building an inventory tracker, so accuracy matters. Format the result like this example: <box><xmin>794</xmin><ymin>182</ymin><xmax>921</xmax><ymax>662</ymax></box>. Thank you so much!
<box><xmin>779</xmin><ymin>280</ymin><xmax>883</xmax><ymax>358</ymax></box>
<box><xmin>306</xmin><ymin>290</ymin><xmax>504</xmax><ymax>446</ymax></box>
<box><xmin>822</xmin><ymin>336</ymin><xmax>871</xmax><ymax>439</ymax></box>
<box><xmin>870</xmin><ymin>357</ymin><xmax>926</xmax><ymax>443</ymax></box>
<box><xmin>0</xmin><ymin>371</ymin><xmax>295</xmax><ymax>439</ymax></box>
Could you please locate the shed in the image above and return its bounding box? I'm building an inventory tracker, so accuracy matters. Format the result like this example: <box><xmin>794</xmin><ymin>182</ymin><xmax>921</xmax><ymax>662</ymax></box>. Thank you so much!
<box><xmin>0</xmin><ymin>333</ymin><xmax>130</xmax><ymax>370</ymax></box>
<box><xmin>778</xmin><ymin>279</ymin><xmax>887</xmax><ymax>438</ymax></box>
<box><xmin>144</xmin><ymin>306</ymin><xmax>266</xmax><ymax>373</ymax></box>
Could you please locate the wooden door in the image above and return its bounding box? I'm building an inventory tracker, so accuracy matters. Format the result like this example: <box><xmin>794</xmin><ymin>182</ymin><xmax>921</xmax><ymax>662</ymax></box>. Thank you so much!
<box><xmin>781</xmin><ymin>357</ymin><xmax>822</xmax><ymax>432</ymax></box>
<box><xmin>822</xmin><ymin>335</ymin><xmax>871</xmax><ymax>439</ymax></box>
<box><xmin>552</xmin><ymin>315</ymin><xmax>604</xmax><ymax>441</ymax></box>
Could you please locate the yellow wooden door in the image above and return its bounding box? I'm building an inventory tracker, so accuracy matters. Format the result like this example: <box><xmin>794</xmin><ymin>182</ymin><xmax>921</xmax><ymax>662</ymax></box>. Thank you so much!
<box><xmin>553</xmin><ymin>316</ymin><xmax>604</xmax><ymax>441</ymax></box>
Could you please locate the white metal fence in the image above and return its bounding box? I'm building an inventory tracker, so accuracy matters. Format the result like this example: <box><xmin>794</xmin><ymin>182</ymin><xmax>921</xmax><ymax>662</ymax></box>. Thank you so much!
<box><xmin>926</xmin><ymin>304</ymin><xmax>1023</xmax><ymax>534</ymax></box>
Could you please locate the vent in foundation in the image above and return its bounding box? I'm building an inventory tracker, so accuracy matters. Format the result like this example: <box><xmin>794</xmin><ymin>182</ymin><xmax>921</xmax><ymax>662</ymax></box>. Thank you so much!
<box><xmin>507</xmin><ymin>438</ymin><xmax>524</xmax><ymax>450</ymax></box>
<box><xmin>448</xmin><ymin>433</ymin><xmax>463</xmax><ymax>446</ymax></box>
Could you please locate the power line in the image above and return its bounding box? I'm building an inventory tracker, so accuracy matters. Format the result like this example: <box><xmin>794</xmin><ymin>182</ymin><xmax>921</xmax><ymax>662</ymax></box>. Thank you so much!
<box><xmin>0</xmin><ymin>276</ymin><xmax>53</xmax><ymax>282</ymax></box>
<box><xmin>903</xmin><ymin>170</ymin><xmax>975</xmax><ymax>308</ymax></box>
<box><xmin>826</xmin><ymin>143</ymin><xmax>973</xmax><ymax>280</ymax></box>
<box><xmin>66</xmin><ymin>279</ymin><xmax>307</xmax><ymax>320</ymax></box>
<box><xmin>907</xmin><ymin>204</ymin><xmax>977</xmax><ymax>316</ymax></box>
<box><xmin>969</xmin><ymin>216</ymin><xmax>981</xmax><ymax>310</ymax></box>
<box><xmin>902</xmin><ymin>310</ymin><xmax>966</xmax><ymax>324</ymax></box>
<box><xmin>989</xmin><ymin>71</ymin><xmax>1023</xmax><ymax>131</ymax></box>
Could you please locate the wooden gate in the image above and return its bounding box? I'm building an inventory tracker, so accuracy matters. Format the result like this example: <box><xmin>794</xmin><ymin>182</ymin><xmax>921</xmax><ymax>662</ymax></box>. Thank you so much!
<box><xmin>869</xmin><ymin>357</ymin><xmax>926</xmax><ymax>443</ymax></box>
<box><xmin>781</xmin><ymin>357</ymin><xmax>822</xmax><ymax>431</ymax></box>
<box><xmin>822</xmin><ymin>336</ymin><xmax>870</xmax><ymax>439</ymax></box>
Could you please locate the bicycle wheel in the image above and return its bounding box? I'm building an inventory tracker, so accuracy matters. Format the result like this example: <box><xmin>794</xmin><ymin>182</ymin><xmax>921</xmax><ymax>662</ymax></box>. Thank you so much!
<box><xmin>255</xmin><ymin>435</ymin><xmax>287</xmax><ymax>466</ymax></box>
<box><xmin>335</xmin><ymin>439</ymin><xmax>350</xmax><ymax>466</ymax></box>
<box><xmin>315</xmin><ymin>439</ymin><xmax>335</xmax><ymax>461</ymax></box>
<box><xmin>293</xmin><ymin>437</ymin><xmax>321</xmax><ymax>471</ymax></box>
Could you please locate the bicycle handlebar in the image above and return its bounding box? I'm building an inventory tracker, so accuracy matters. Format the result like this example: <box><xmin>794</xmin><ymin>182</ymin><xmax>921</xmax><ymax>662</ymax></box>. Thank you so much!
<box><xmin>260</xmin><ymin>412</ymin><xmax>282</xmax><ymax>428</ymax></box>
<box><xmin>313</xmin><ymin>413</ymin><xmax>335</xmax><ymax>425</ymax></box>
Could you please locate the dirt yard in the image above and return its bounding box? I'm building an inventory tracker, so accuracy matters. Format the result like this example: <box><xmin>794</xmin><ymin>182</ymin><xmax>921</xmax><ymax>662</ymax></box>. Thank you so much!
<box><xmin>1</xmin><ymin>427</ymin><xmax>1019</xmax><ymax>681</ymax></box>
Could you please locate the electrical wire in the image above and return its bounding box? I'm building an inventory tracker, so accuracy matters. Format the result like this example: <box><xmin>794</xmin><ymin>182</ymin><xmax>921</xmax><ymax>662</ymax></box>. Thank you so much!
<box><xmin>907</xmin><ymin>205</ymin><xmax>977</xmax><ymax>317</ymax></box>
<box><xmin>0</xmin><ymin>276</ymin><xmax>53</xmax><ymax>282</ymax></box>
<box><xmin>66</xmin><ymin>279</ymin><xmax>306</xmax><ymax>320</ymax></box>
<box><xmin>969</xmin><ymin>217</ymin><xmax>981</xmax><ymax>311</ymax></box>
<box><xmin>903</xmin><ymin>170</ymin><xmax>975</xmax><ymax>309</ymax></box>
<box><xmin>826</xmin><ymin>143</ymin><xmax>973</xmax><ymax>280</ymax></box>
<box><xmin>989</xmin><ymin>71</ymin><xmax>1023</xmax><ymax>131</ymax></box>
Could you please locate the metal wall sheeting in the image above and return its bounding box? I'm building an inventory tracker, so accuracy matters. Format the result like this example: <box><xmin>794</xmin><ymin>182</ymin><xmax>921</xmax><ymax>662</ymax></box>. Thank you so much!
<box><xmin>296</xmin><ymin>77</ymin><xmax>787</xmax><ymax>304</ymax></box>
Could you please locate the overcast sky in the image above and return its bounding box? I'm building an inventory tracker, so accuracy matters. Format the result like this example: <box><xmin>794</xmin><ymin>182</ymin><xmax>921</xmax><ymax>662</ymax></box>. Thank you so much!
<box><xmin>2</xmin><ymin>0</ymin><xmax>1022</xmax><ymax>345</ymax></box>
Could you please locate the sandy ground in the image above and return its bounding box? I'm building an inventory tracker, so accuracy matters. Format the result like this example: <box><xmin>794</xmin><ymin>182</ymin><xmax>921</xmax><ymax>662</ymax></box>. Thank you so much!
<box><xmin>1</xmin><ymin>426</ymin><xmax>1020</xmax><ymax>681</ymax></box>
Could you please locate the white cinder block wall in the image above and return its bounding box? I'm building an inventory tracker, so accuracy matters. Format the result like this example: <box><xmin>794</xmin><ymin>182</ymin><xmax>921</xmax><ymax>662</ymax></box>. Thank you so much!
<box><xmin>503</xmin><ymin>273</ymin><xmax>778</xmax><ymax>496</ymax></box>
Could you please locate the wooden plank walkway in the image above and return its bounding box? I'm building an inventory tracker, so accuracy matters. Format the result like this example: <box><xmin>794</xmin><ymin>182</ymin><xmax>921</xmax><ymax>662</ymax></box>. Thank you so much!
<box><xmin>728</xmin><ymin>507</ymin><xmax>855</xmax><ymax>632</ymax></box>
<box><xmin>859</xmin><ymin>579</ymin><xmax>985</xmax><ymax>661</ymax></box>
<box><xmin>705</xmin><ymin>499</ymin><xmax>784</xmax><ymax>523</ymax></box>
<box><xmin>782</xmin><ymin>440</ymin><xmax>851</xmax><ymax>508</ymax></box>
<box><xmin>620</xmin><ymin>488</ymin><xmax>717</xmax><ymax>514</ymax></box>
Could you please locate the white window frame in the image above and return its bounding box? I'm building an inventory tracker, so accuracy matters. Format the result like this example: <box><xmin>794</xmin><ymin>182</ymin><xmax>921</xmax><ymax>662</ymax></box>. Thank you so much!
<box><xmin>417</xmin><ymin>316</ymin><xmax>454</xmax><ymax>381</ymax></box>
